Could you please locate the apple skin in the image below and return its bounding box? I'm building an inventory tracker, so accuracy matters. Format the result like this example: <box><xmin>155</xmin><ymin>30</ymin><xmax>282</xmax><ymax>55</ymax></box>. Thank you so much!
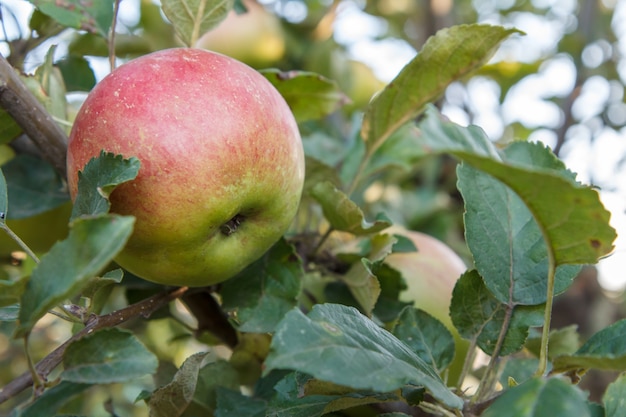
<box><xmin>67</xmin><ymin>48</ymin><xmax>305</xmax><ymax>287</ymax></box>
<box><xmin>385</xmin><ymin>229</ymin><xmax>466</xmax><ymax>328</ymax></box>
<box><xmin>384</xmin><ymin>227</ymin><xmax>469</xmax><ymax>384</ymax></box>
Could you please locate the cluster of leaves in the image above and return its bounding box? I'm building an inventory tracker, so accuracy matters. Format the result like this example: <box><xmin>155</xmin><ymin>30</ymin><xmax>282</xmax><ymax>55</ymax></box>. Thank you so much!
<box><xmin>0</xmin><ymin>1</ymin><xmax>622</xmax><ymax>417</ymax></box>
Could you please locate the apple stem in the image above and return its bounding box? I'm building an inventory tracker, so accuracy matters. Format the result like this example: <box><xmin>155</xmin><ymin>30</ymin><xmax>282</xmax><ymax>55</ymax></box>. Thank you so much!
<box><xmin>312</xmin><ymin>226</ymin><xmax>334</xmax><ymax>256</ymax></box>
<box><xmin>220</xmin><ymin>214</ymin><xmax>245</xmax><ymax>236</ymax></box>
<box><xmin>0</xmin><ymin>222</ymin><xmax>40</xmax><ymax>263</ymax></box>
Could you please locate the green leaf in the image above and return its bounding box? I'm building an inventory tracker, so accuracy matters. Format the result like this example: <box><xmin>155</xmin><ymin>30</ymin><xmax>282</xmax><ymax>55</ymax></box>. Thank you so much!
<box><xmin>361</xmin><ymin>24</ymin><xmax>521</xmax><ymax>152</ymax></box>
<box><xmin>32</xmin><ymin>46</ymin><xmax>68</xmax><ymax>126</ymax></box>
<box><xmin>482</xmin><ymin>377</ymin><xmax>591</xmax><ymax>417</ymax></box>
<box><xmin>81</xmin><ymin>269</ymin><xmax>125</xmax><ymax>314</ymax></box>
<box><xmin>603</xmin><ymin>373</ymin><xmax>626</xmax><ymax>417</ymax></box>
<box><xmin>341</xmin><ymin>233</ymin><xmax>398</xmax><ymax>316</ymax></box>
<box><xmin>261</xmin><ymin>70</ymin><xmax>349</xmax><ymax>122</ymax></box>
<box><xmin>310</xmin><ymin>181</ymin><xmax>391</xmax><ymax>235</ymax></box>
<box><xmin>15</xmin><ymin>215</ymin><xmax>134</xmax><ymax>337</ymax></box>
<box><xmin>418</xmin><ymin>106</ymin><xmax>616</xmax><ymax>265</ymax></box>
<box><xmin>0</xmin><ymin>110</ymin><xmax>22</xmax><ymax>144</ymax></box>
<box><xmin>0</xmin><ymin>275</ymin><xmax>29</xmax><ymax>309</ymax></box>
<box><xmin>28</xmin><ymin>0</ymin><xmax>113</xmax><ymax>36</ymax></box>
<box><xmin>499</xmin><ymin>358</ymin><xmax>540</xmax><ymax>388</ymax></box>
<box><xmin>524</xmin><ymin>325</ymin><xmax>580</xmax><ymax>360</ymax></box>
<box><xmin>264</xmin><ymin>304</ymin><xmax>463</xmax><ymax>409</ymax></box>
<box><xmin>162</xmin><ymin>0</ymin><xmax>234</xmax><ymax>46</ymax></box>
<box><xmin>589</xmin><ymin>403</ymin><xmax>605</xmax><ymax>417</ymax></box>
<box><xmin>457</xmin><ymin>160</ymin><xmax>581</xmax><ymax>305</ymax></box>
<box><xmin>392</xmin><ymin>307</ymin><xmax>455</xmax><ymax>374</ymax></box>
<box><xmin>10</xmin><ymin>381</ymin><xmax>90</xmax><ymax>417</ymax></box>
<box><xmin>372</xmin><ymin>263</ymin><xmax>413</xmax><ymax>323</ymax></box>
<box><xmin>71</xmin><ymin>151</ymin><xmax>141</xmax><ymax>221</ymax></box>
<box><xmin>215</xmin><ymin>388</ymin><xmax>267</xmax><ymax>417</ymax></box>
<box><xmin>221</xmin><ymin>239</ymin><xmax>303</xmax><ymax>333</ymax></box>
<box><xmin>303</xmin><ymin>156</ymin><xmax>342</xmax><ymax>196</ymax></box>
<box><xmin>267</xmin><ymin>373</ymin><xmax>400</xmax><ymax>417</ymax></box>
<box><xmin>3</xmin><ymin>154</ymin><xmax>69</xmax><ymax>219</ymax></box>
<box><xmin>553</xmin><ymin>318</ymin><xmax>626</xmax><ymax>372</ymax></box>
<box><xmin>61</xmin><ymin>328</ymin><xmax>158</xmax><ymax>383</ymax></box>
<box><xmin>193</xmin><ymin>360</ymin><xmax>240</xmax><ymax>411</ymax></box>
<box><xmin>363</xmin><ymin>124</ymin><xmax>426</xmax><ymax>178</ymax></box>
<box><xmin>450</xmin><ymin>270</ymin><xmax>544</xmax><ymax>356</ymax></box>
<box><xmin>147</xmin><ymin>352</ymin><xmax>209</xmax><ymax>417</ymax></box>
<box><xmin>56</xmin><ymin>55</ymin><xmax>97</xmax><ymax>92</ymax></box>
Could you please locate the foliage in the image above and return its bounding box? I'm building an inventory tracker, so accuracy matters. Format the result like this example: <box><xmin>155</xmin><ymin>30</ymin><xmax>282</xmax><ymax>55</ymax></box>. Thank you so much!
<box><xmin>0</xmin><ymin>0</ymin><xmax>623</xmax><ymax>416</ymax></box>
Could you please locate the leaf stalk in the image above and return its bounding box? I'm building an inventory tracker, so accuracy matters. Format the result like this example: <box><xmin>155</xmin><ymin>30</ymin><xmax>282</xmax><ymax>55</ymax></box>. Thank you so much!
<box><xmin>536</xmin><ymin>249</ymin><xmax>557</xmax><ymax>376</ymax></box>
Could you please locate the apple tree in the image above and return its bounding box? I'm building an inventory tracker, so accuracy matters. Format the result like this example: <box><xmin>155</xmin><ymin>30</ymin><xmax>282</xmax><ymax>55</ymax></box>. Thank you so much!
<box><xmin>0</xmin><ymin>1</ymin><xmax>622</xmax><ymax>416</ymax></box>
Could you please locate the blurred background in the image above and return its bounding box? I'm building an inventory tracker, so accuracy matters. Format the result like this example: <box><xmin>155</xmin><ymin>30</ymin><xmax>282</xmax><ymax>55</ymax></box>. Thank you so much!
<box><xmin>2</xmin><ymin>0</ymin><xmax>624</xmax><ymax>291</ymax></box>
<box><xmin>2</xmin><ymin>0</ymin><xmax>626</xmax><ymax>411</ymax></box>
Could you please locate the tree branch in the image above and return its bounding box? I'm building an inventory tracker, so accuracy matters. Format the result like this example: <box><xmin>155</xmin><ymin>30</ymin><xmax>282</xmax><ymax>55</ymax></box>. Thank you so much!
<box><xmin>0</xmin><ymin>54</ymin><xmax>68</xmax><ymax>178</ymax></box>
<box><xmin>0</xmin><ymin>286</ymin><xmax>189</xmax><ymax>404</ymax></box>
<box><xmin>182</xmin><ymin>290</ymin><xmax>239</xmax><ymax>349</ymax></box>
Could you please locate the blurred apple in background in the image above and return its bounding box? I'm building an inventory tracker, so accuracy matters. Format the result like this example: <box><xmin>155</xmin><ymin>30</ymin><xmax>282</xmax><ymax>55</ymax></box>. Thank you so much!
<box><xmin>384</xmin><ymin>227</ymin><xmax>467</xmax><ymax>329</ymax></box>
<box><xmin>384</xmin><ymin>226</ymin><xmax>469</xmax><ymax>385</ymax></box>
<box><xmin>195</xmin><ymin>0</ymin><xmax>286</xmax><ymax>68</ymax></box>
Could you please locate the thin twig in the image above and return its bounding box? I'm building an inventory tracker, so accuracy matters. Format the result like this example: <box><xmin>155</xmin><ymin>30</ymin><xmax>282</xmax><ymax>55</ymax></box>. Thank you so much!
<box><xmin>108</xmin><ymin>0</ymin><xmax>122</xmax><ymax>71</ymax></box>
<box><xmin>472</xmin><ymin>303</ymin><xmax>515</xmax><ymax>403</ymax></box>
<box><xmin>535</xmin><ymin>249</ymin><xmax>557</xmax><ymax>377</ymax></box>
<box><xmin>0</xmin><ymin>223</ymin><xmax>39</xmax><ymax>263</ymax></box>
<box><xmin>0</xmin><ymin>286</ymin><xmax>189</xmax><ymax>404</ymax></box>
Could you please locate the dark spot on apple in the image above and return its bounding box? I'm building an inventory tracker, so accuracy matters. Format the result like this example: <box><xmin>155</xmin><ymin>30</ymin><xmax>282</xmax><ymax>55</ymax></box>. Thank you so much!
<box><xmin>220</xmin><ymin>214</ymin><xmax>245</xmax><ymax>236</ymax></box>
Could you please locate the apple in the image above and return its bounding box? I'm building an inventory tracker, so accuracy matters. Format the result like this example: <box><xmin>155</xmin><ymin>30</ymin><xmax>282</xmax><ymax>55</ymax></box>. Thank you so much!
<box><xmin>385</xmin><ymin>228</ymin><xmax>467</xmax><ymax>328</ymax></box>
<box><xmin>67</xmin><ymin>48</ymin><xmax>305</xmax><ymax>287</ymax></box>
<box><xmin>384</xmin><ymin>227</ymin><xmax>469</xmax><ymax>384</ymax></box>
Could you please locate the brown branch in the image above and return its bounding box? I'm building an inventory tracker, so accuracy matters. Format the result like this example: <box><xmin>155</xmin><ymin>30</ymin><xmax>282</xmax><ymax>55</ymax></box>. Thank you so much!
<box><xmin>182</xmin><ymin>290</ymin><xmax>239</xmax><ymax>348</ymax></box>
<box><xmin>0</xmin><ymin>286</ymin><xmax>189</xmax><ymax>404</ymax></box>
<box><xmin>0</xmin><ymin>54</ymin><xmax>68</xmax><ymax>179</ymax></box>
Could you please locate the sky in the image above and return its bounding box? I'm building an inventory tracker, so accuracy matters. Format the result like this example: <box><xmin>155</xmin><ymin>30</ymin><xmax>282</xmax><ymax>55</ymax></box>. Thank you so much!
<box><xmin>2</xmin><ymin>0</ymin><xmax>625</xmax><ymax>290</ymax></box>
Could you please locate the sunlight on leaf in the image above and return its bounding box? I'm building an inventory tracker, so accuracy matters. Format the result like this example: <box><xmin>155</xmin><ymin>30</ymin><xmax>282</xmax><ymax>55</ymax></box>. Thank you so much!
<box><xmin>361</xmin><ymin>24</ymin><xmax>521</xmax><ymax>153</ymax></box>
<box><xmin>418</xmin><ymin>106</ymin><xmax>616</xmax><ymax>265</ymax></box>
<box><xmin>310</xmin><ymin>181</ymin><xmax>391</xmax><ymax>235</ymax></box>
<box><xmin>28</xmin><ymin>0</ymin><xmax>113</xmax><ymax>36</ymax></box>
<box><xmin>162</xmin><ymin>0</ymin><xmax>234</xmax><ymax>46</ymax></box>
